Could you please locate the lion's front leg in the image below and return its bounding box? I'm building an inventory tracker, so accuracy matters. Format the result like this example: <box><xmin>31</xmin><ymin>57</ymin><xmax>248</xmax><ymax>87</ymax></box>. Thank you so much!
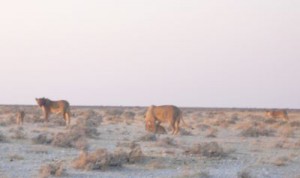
<box><xmin>42</xmin><ymin>107</ymin><xmax>49</xmax><ymax>122</ymax></box>
<box><xmin>44</xmin><ymin>109</ymin><xmax>49</xmax><ymax>122</ymax></box>
<box><xmin>44</xmin><ymin>112</ymin><xmax>49</xmax><ymax>122</ymax></box>
<box><xmin>64</xmin><ymin>111</ymin><xmax>71</xmax><ymax>126</ymax></box>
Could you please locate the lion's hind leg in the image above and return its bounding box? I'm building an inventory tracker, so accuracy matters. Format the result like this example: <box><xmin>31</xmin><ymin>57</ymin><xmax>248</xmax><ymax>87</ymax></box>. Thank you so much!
<box><xmin>170</xmin><ymin>120</ymin><xmax>176</xmax><ymax>135</ymax></box>
<box><xmin>174</xmin><ymin>119</ymin><xmax>180</xmax><ymax>135</ymax></box>
<box><xmin>64</xmin><ymin>110</ymin><xmax>71</xmax><ymax>126</ymax></box>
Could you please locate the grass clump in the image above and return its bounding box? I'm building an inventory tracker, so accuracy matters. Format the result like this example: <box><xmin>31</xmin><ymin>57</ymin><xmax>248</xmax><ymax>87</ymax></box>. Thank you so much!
<box><xmin>51</xmin><ymin>131</ymin><xmax>88</xmax><ymax>150</ymax></box>
<box><xmin>73</xmin><ymin>144</ymin><xmax>143</xmax><ymax>171</ymax></box>
<box><xmin>184</xmin><ymin>142</ymin><xmax>226</xmax><ymax>158</ymax></box>
<box><xmin>238</xmin><ymin>122</ymin><xmax>274</xmax><ymax>137</ymax></box>
<box><xmin>39</xmin><ymin>161</ymin><xmax>66</xmax><ymax>178</ymax></box>
<box><xmin>0</xmin><ymin>131</ymin><xmax>8</xmax><ymax>142</ymax></box>
<box><xmin>10</xmin><ymin>127</ymin><xmax>26</xmax><ymax>139</ymax></box>
<box><xmin>138</xmin><ymin>134</ymin><xmax>157</xmax><ymax>142</ymax></box>
<box><xmin>32</xmin><ymin>133</ymin><xmax>53</xmax><ymax>145</ymax></box>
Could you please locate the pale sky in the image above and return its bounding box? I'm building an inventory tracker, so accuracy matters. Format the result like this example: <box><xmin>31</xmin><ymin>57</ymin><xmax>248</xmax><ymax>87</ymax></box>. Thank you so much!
<box><xmin>0</xmin><ymin>0</ymin><xmax>299</xmax><ymax>108</ymax></box>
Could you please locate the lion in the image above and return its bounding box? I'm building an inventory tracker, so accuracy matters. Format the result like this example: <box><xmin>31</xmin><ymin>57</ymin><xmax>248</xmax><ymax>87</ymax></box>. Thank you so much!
<box><xmin>145</xmin><ymin>120</ymin><xmax>167</xmax><ymax>134</ymax></box>
<box><xmin>35</xmin><ymin>97</ymin><xmax>71</xmax><ymax>126</ymax></box>
<box><xmin>16</xmin><ymin>110</ymin><xmax>25</xmax><ymax>125</ymax></box>
<box><xmin>144</xmin><ymin>105</ymin><xmax>187</xmax><ymax>135</ymax></box>
<box><xmin>265</xmin><ymin>110</ymin><xmax>289</xmax><ymax>121</ymax></box>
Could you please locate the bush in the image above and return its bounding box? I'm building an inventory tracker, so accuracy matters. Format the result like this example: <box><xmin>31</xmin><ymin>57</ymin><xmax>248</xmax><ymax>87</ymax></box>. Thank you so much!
<box><xmin>237</xmin><ymin>169</ymin><xmax>252</xmax><ymax>178</ymax></box>
<box><xmin>70</xmin><ymin>123</ymin><xmax>99</xmax><ymax>139</ymax></box>
<box><xmin>138</xmin><ymin>134</ymin><xmax>157</xmax><ymax>142</ymax></box>
<box><xmin>73</xmin><ymin>149</ymin><xmax>111</xmax><ymax>171</ymax></box>
<box><xmin>156</xmin><ymin>137</ymin><xmax>176</xmax><ymax>147</ymax></box>
<box><xmin>10</xmin><ymin>127</ymin><xmax>26</xmax><ymax>139</ymax></box>
<box><xmin>240</xmin><ymin>126</ymin><xmax>274</xmax><ymax>137</ymax></box>
<box><xmin>0</xmin><ymin>131</ymin><xmax>7</xmax><ymax>142</ymax></box>
<box><xmin>73</xmin><ymin>144</ymin><xmax>143</xmax><ymax>171</ymax></box>
<box><xmin>184</xmin><ymin>142</ymin><xmax>226</xmax><ymax>158</ymax></box>
<box><xmin>32</xmin><ymin>133</ymin><xmax>53</xmax><ymax>145</ymax></box>
<box><xmin>51</xmin><ymin>131</ymin><xmax>88</xmax><ymax>150</ymax></box>
<box><xmin>104</xmin><ymin>109</ymin><xmax>123</xmax><ymax>117</ymax></box>
<box><xmin>122</xmin><ymin>111</ymin><xmax>136</xmax><ymax>120</ymax></box>
<box><xmin>39</xmin><ymin>161</ymin><xmax>66</xmax><ymax>178</ymax></box>
<box><xmin>290</xmin><ymin>121</ymin><xmax>300</xmax><ymax>128</ymax></box>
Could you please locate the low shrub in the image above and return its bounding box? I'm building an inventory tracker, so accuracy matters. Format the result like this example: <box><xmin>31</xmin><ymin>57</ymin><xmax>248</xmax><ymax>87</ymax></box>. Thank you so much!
<box><xmin>39</xmin><ymin>161</ymin><xmax>66</xmax><ymax>178</ymax></box>
<box><xmin>73</xmin><ymin>144</ymin><xmax>143</xmax><ymax>171</ymax></box>
<box><xmin>184</xmin><ymin>142</ymin><xmax>226</xmax><ymax>158</ymax></box>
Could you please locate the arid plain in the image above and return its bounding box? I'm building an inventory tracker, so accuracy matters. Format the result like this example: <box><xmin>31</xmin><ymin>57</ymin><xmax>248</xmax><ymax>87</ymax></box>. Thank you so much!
<box><xmin>0</xmin><ymin>105</ymin><xmax>299</xmax><ymax>178</ymax></box>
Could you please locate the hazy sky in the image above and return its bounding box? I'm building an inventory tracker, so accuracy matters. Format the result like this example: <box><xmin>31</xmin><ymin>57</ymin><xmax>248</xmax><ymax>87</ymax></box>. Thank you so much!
<box><xmin>0</xmin><ymin>0</ymin><xmax>299</xmax><ymax>108</ymax></box>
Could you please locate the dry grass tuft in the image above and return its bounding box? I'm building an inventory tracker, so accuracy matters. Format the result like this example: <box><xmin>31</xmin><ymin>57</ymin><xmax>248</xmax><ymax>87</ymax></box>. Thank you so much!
<box><xmin>146</xmin><ymin>160</ymin><xmax>166</xmax><ymax>169</ymax></box>
<box><xmin>0</xmin><ymin>131</ymin><xmax>8</xmax><ymax>142</ymax></box>
<box><xmin>39</xmin><ymin>161</ymin><xmax>66</xmax><ymax>178</ymax></box>
<box><xmin>237</xmin><ymin>122</ymin><xmax>274</xmax><ymax>137</ymax></box>
<box><xmin>179</xmin><ymin>128</ymin><xmax>192</xmax><ymax>136</ymax></box>
<box><xmin>138</xmin><ymin>134</ymin><xmax>157</xmax><ymax>142</ymax></box>
<box><xmin>73</xmin><ymin>144</ymin><xmax>143</xmax><ymax>171</ymax></box>
<box><xmin>10</xmin><ymin>127</ymin><xmax>26</xmax><ymax>139</ymax></box>
<box><xmin>278</xmin><ymin>126</ymin><xmax>294</xmax><ymax>138</ymax></box>
<box><xmin>289</xmin><ymin>121</ymin><xmax>300</xmax><ymax>128</ymax></box>
<box><xmin>103</xmin><ymin>109</ymin><xmax>123</xmax><ymax>123</ymax></box>
<box><xmin>203</xmin><ymin>116</ymin><xmax>235</xmax><ymax>129</ymax></box>
<box><xmin>116</xmin><ymin>141</ymin><xmax>138</xmax><ymax>148</ymax></box>
<box><xmin>206</xmin><ymin>128</ymin><xmax>218</xmax><ymax>138</ymax></box>
<box><xmin>8</xmin><ymin>154</ymin><xmax>24</xmax><ymax>161</ymax></box>
<box><xmin>46</xmin><ymin>117</ymin><xmax>99</xmax><ymax>150</ymax></box>
<box><xmin>176</xmin><ymin>169</ymin><xmax>211</xmax><ymax>178</ymax></box>
<box><xmin>128</xmin><ymin>144</ymin><xmax>143</xmax><ymax>163</ymax></box>
<box><xmin>240</xmin><ymin>126</ymin><xmax>274</xmax><ymax>137</ymax></box>
<box><xmin>272</xmin><ymin>156</ymin><xmax>290</xmax><ymax>166</ymax></box>
<box><xmin>77</xmin><ymin>113</ymin><xmax>102</xmax><ymax>127</ymax></box>
<box><xmin>156</xmin><ymin>137</ymin><xmax>176</xmax><ymax>147</ymax></box>
<box><xmin>0</xmin><ymin>116</ymin><xmax>15</xmax><ymax>126</ymax></box>
<box><xmin>237</xmin><ymin>169</ymin><xmax>252</xmax><ymax>178</ymax></box>
<box><xmin>32</xmin><ymin>133</ymin><xmax>53</xmax><ymax>145</ymax></box>
<box><xmin>184</xmin><ymin>142</ymin><xmax>226</xmax><ymax>158</ymax></box>
<box><xmin>195</xmin><ymin>124</ymin><xmax>211</xmax><ymax>131</ymax></box>
<box><xmin>70</xmin><ymin>122</ymin><xmax>99</xmax><ymax>139</ymax></box>
<box><xmin>51</xmin><ymin>131</ymin><xmax>88</xmax><ymax>150</ymax></box>
<box><xmin>272</xmin><ymin>138</ymin><xmax>300</xmax><ymax>149</ymax></box>
<box><xmin>104</xmin><ymin>108</ymin><xmax>123</xmax><ymax>117</ymax></box>
<box><xmin>26</xmin><ymin>115</ymin><xmax>43</xmax><ymax>123</ymax></box>
<box><xmin>73</xmin><ymin>149</ymin><xmax>111</xmax><ymax>171</ymax></box>
<box><xmin>122</xmin><ymin>111</ymin><xmax>136</xmax><ymax>120</ymax></box>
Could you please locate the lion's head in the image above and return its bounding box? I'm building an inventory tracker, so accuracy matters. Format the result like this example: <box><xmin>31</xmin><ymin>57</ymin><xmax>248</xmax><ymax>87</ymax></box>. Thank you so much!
<box><xmin>35</xmin><ymin>97</ymin><xmax>47</xmax><ymax>107</ymax></box>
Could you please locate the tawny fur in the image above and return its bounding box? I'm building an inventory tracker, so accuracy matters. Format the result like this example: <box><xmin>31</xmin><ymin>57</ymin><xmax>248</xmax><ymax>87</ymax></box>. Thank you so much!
<box><xmin>145</xmin><ymin>105</ymin><xmax>186</xmax><ymax>135</ymax></box>
<box><xmin>35</xmin><ymin>98</ymin><xmax>71</xmax><ymax>126</ymax></box>
<box><xmin>145</xmin><ymin>121</ymin><xmax>167</xmax><ymax>134</ymax></box>
<box><xmin>265</xmin><ymin>110</ymin><xmax>289</xmax><ymax>121</ymax></box>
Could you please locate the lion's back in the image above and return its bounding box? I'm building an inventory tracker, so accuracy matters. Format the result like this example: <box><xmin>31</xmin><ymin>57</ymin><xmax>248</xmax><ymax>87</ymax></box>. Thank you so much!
<box><xmin>265</xmin><ymin>110</ymin><xmax>288</xmax><ymax>120</ymax></box>
<box><xmin>151</xmin><ymin>105</ymin><xmax>181</xmax><ymax>122</ymax></box>
<box><xmin>48</xmin><ymin>100</ymin><xmax>70</xmax><ymax>114</ymax></box>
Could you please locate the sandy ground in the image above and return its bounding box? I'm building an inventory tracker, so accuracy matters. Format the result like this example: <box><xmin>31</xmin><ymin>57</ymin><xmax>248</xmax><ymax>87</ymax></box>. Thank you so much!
<box><xmin>0</xmin><ymin>105</ymin><xmax>299</xmax><ymax>178</ymax></box>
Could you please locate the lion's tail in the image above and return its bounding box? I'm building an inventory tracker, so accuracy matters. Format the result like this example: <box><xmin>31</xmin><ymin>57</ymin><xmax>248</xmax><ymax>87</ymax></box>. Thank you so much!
<box><xmin>179</xmin><ymin>111</ymin><xmax>193</xmax><ymax>129</ymax></box>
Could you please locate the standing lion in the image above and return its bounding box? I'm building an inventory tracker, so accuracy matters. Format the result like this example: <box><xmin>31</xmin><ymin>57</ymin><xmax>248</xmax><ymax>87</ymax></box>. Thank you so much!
<box><xmin>35</xmin><ymin>97</ymin><xmax>71</xmax><ymax>126</ymax></box>
<box><xmin>265</xmin><ymin>110</ymin><xmax>289</xmax><ymax>121</ymax></box>
<box><xmin>145</xmin><ymin>105</ymin><xmax>186</xmax><ymax>135</ymax></box>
